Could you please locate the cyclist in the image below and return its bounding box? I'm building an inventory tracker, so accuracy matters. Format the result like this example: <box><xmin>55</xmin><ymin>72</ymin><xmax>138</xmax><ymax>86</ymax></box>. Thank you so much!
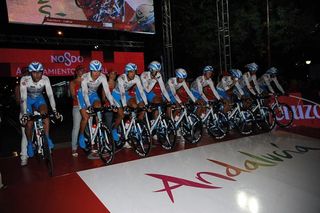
<box><xmin>166</xmin><ymin>68</ymin><xmax>196</xmax><ymax>105</ymax></box>
<box><xmin>140</xmin><ymin>61</ymin><xmax>171</xmax><ymax>118</ymax></box>
<box><xmin>191</xmin><ymin>65</ymin><xmax>221</xmax><ymax>118</ymax></box>
<box><xmin>20</xmin><ymin>62</ymin><xmax>61</xmax><ymax>158</ymax></box>
<box><xmin>239</xmin><ymin>62</ymin><xmax>261</xmax><ymax>97</ymax></box>
<box><xmin>258</xmin><ymin>67</ymin><xmax>285</xmax><ymax>95</ymax></box>
<box><xmin>77</xmin><ymin>60</ymin><xmax>118</xmax><ymax>149</ymax></box>
<box><xmin>216</xmin><ymin>69</ymin><xmax>244</xmax><ymax>112</ymax></box>
<box><xmin>112</xmin><ymin>63</ymin><xmax>148</xmax><ymax>145</ymax></box>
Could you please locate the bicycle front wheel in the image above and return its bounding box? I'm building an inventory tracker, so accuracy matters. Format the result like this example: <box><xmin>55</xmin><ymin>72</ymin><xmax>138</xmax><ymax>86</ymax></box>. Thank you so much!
<box><xmin>182</xmin><ymin>114</ymin><xmax>203</xmax><ymax>144</ymax></box>
<box><xmin>254</xmin><ymin>107</ymin><xmax>276</xmax><ymax>131</ymax></box>
<box><xmin>157</xmin><ymin>118</ymin><xmax>176</xmax><ymax>150</ymax></box>
<box><xmin>98</xmin><ymin>126</ymin><xmax>115</xmax><ymax>165</ymax></box>
<box><xmin>235</xmin><ymin>110</ymin><xmax>255</xmax><ymax>135</ymax></box>
<box><xmin>131</xmin><ymin>121</ymin><xmax>151</xmax><ymax>157</ymax></box>
<box><xmin>207</xmin><ymin>112</ymin><xmax>229</xmax><ymax>139</ymax></box>
<box><xmin>42</xmin><ymin>135</ymin><xmax>54</xmax><ymax>177</ymax></box>
<box><xmin>272</xmin><ymin>103</ymin><xmax>293</xmax><ymax>128</ymax></box>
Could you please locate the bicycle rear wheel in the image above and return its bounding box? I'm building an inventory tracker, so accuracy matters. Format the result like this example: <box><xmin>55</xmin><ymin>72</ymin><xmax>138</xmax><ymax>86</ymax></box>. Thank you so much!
<box><xmin>98</xmin><ymin>126</ymin><xmax>115</xmax><ymax>165</ymax></box>
<box><xmin>272</xmin><ymin>103</ymin><xmax>293</xmax><ymax>127</ymax></box>
<box><xmin>130</xmin><ymin>121</ymin><xmax>151</xmax><ymax>157</ymax></box>
<box><xmin>157</xmin><ymin>118</ymin><xmax>176</xmax><ymax>150</ymax></box>
<box><xmin>42</xmin><ymin>135</ymin><xmax>54</xmax><ymax>177</ymax></box>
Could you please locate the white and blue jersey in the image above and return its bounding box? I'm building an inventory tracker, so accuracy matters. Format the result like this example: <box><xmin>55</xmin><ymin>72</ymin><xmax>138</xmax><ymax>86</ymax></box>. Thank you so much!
<box><xmin>112</xmin><ymin>74</ymin><xmax>148</xmax><ymax>107</ymax></box>
<box><xmin>166</xmin><ymin>77</ymin><xmax>196</xmax><ymax>104</ymax></box>
<box><xmin>20</xmin><ymin>75</ymin><xmax>56</xmax><ymax>115</ymax></box>
<box><xmin>140</xmin><ymin>71</ymin><xmax>171</xmax><ymax>102</ymax></box>
<box><xmin>78</xmin><ymin>72</ymin><xmax>117</xmax><ymax>109</ymax></box>
<box><xmin>238</xmin><ymin>72</ymin><xmax>261</xmax><ymax>96</ymax></box>
<box><xmin>190</xmin><ymin>75</ymin><xmax>220</xmax><ymax>102</ymax></box>
<box><xmin>258</xmin><ymin>73</ymin><xmax>285</xmax><ymax>94</ymax></box>
<box><xmin>216</xmin><ymin>76</ymin><xmax>244</xmax><ymax>100</ymax></box>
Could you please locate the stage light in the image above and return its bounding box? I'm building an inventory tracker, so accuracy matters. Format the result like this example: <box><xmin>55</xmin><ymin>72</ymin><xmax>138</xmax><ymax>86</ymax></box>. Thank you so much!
<box><xmin>57</xmin><ymin>31</ymin><xmax>63</xmax><ymax>36</ymax></box>
<box><xmin>94</xmin><ymin>45</ymin><xmax>99</xmax><ymax>49</ymax></box>
<box><xmin>305</xmin><ymin>60</ymin><xmax>311</xmax><ymax>65</ymax></box>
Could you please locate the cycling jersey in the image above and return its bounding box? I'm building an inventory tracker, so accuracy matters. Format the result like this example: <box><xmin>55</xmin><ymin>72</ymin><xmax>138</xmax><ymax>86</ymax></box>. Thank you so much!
<box><xmin>238</xmin><ymin>72</ymin><xmax>261</xmax><ymax>95</ymax></box>
<box><xmin>258</xmin><ymin>73</ymin><xmax>285</xmax><ymax>94</ymax></box>
<box><xmin>140</xmin><ymin>71</ymin><xmax>171</xmax><ymax>102</ymax></box>
<box><xmin>113</xmin><ymin>74</ymin><xmax>148</xmax><ymax>107</ymax></box>
<box><xmin>190</xmin><ymin>75</ymin><xmax>220</xmax><ymax>102</ymax></box>
<box><xmin>20</xmin><ymin>75</ymin><xmax>56</xmax><ymax>114</ymax></box>
<box><xmin>80</xmin><ymin>72</ymin><xmax>117</xmax><ymax>107</ymax></box>
<box><xmin>166</xmin><ymin>77</ymin><xmax>196</xmax><ymax>103</ymax></box>
<box><xmin>216</xmin><ymin>76</ymin><xmax>244</xmax><ymax>99</ymax></box>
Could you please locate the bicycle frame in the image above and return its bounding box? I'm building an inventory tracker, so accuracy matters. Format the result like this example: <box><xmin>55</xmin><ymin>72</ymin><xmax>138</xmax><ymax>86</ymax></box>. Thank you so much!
<box><xmin>171</xmin><ymin>106</ymin><xmax>192</xmax><ymax>129</ymax></box>
<box><xmin>145</xmin><ymin>105</ymin><xmax>169</xmax><ymax>134</ymax></box>
<box><xmin>87</xmin><ymin>109</ymin><xmax>112</xmax><ymax>147</ymax></box>
<box><xmin>32</xmin><ymin>111</ymin><xmax>45</xmax><ymax>155</ymax></box>
<box><xmin>121</xmin><ymin>110</ymin><xmax>143</xmax><ymax>141</ymax></box>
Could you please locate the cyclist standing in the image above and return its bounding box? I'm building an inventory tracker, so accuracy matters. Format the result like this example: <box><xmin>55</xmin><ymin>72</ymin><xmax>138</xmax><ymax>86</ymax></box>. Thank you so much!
<box><xmin>77</xmin><ymin>60</ymin><xmax>118</xmax><ymax>149</ymax></box>
<box><xmin>111</xmin><ymin>63</ymin><xmax>148</xmax><ymax>146</ymax></box>
<box><xmin>20</xmin><ymin>62</ymin><xmax>61</xmax><ymax>159</ymax></box>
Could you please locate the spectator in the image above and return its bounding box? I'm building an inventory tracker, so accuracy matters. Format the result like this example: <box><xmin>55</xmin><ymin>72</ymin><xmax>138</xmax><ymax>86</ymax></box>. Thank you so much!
<box><xmin>69</xmin><ymin>65</ymin><xmax>85</xmax><ymax>157</ymax></box>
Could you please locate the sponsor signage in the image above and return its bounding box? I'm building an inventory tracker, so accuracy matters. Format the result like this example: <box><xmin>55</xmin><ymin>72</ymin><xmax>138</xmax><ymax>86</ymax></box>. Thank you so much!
<box><xmin>0</xmin><ymin>48</ymin><xmax>145</xmax><ymax>77</ymax></box>
<box><xmin>276</xmin><ymin>93</ymin><xmax>320</xmax><ymax>128</ymax></box>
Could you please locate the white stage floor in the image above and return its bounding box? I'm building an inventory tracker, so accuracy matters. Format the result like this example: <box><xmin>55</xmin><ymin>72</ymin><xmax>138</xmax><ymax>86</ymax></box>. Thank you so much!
<box><xmin>78</xmin><ymin>131</ymin><xmax>320</xmax><ymax>213</ymax></box>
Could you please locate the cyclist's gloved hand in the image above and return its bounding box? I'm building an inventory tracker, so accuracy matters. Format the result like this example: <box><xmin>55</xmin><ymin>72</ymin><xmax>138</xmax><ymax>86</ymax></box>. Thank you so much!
<box><xmin>87</xmin><ymin>106</ymin><xmax>94</xmax><ymax>114</ymax></box>
<box><xmin>53</xmin><ymin>110</ymin><xmax>63</xmax><ymax>122</ymax></box>
<box><xmin>111</xmin><ymin>105</ymin><xmax>118</xmax><ymax>112</ymax></box>
<box><xmin>20</xmin><ymin>114</ymin><xmax>28</xmax><ymax>126</ymax></box>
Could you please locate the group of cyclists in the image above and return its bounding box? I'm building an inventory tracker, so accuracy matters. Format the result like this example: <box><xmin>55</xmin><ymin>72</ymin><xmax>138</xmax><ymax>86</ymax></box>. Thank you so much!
<box><xmin>18</xmin><ymin>59</ymin><xmax>286</xmax><ymax>167</ymax></box>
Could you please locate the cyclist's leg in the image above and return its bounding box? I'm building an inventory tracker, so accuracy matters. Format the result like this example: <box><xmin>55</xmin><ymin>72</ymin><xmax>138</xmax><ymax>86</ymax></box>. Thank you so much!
<box><xmin>151</xmin><ymin>94</ymin><xmax>163</xmax><ymax>120</ymax></box>
<box><xmin>19</xmin><ymin>112</ymin><xmax>28</xmax><ymax>164</ymax></box>
<box><xmin>77</xmin><ymin>90</ymin><xmax>91</xmax><ymax>148</ymax></box>
<box><xmin>111</xmin><ymin>90</ymin><xmax>126</xmax><ymax>142</ymax></box>
<box><xmin>71</xmin><ymin>106</ymin><xmax>81</xmax><ymax>154</ymax></box>
<box><xmin>192</xmin><ymin>89</ymin><xmax>206</xmax><ymax>118</ymax></box>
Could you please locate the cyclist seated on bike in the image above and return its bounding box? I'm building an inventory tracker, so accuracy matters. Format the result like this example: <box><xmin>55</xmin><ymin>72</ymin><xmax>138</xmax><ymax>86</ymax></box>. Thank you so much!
<box><xmin>112</xmin><ymin>63</ymin><xmax>148</xmax><ymax>144</ymax></box>
<box><xmin>166</xmin><ymin>68</ymin><xmax>196</xmax><ymax>105</ymax></box>
<box><xmin>239</xmin><ymin>62</ymin><xmax>261</xmax><ymax>97</ymax></box>
<box><xmin>166</xmin><ymin>68</ymin><xmax>196</xmax><ymax>121</ymax></box>
<box><xmin>20</xmin><ymin>62</ymin><xmax>61</xmax><ymax>158</ymax></box>
<box><xmin>190</xmin><ymin>65</ymin><xmax>221</xmax><ymax>118</ymax></box>
<box><xmin>258</xmin><ymin>67</ymin><xmax>285</xmax><ymax>95</ymax></box>
<box><xmin>77</xmin><ymin>60</ymin><xmax>118</xmax><ymax>149</ymax></box>
<box><xmin>216</xmin><ymin>69</ymin><xmax>245</xmax><ymax>112</ymax></box>
<box><xmin>140</xmin><ymin>61</ymin><xmax>171</xmax><ymax>117</ymax></box>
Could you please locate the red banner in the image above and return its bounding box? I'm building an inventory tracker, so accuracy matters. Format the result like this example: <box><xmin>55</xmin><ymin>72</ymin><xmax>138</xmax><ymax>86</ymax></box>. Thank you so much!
<box><xmin>276</xmin><ymin>93</ymin><xmax>320</xmax><ymax>128</ymax></box>
<box><xmin>0</xmin><ymin>48</ymin><xmax>145</xmax><ymax>77</ymax></box>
